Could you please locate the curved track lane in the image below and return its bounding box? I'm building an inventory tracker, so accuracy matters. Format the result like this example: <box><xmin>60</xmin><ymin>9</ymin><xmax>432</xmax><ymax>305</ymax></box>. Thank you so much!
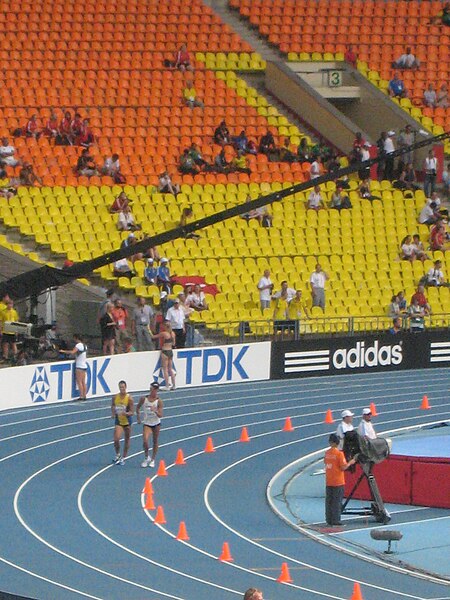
<box><xmin>0</xmin><ymin>368</ymin><xmax>449</xmax><ymax>599</ymax></box>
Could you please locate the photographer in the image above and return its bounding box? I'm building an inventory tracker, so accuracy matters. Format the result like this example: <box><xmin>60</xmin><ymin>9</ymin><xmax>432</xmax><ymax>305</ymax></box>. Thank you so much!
<box><xmin>324</xmin><ymin>433</ymin><xmax>357</xmax><ymax>526</ymax></box>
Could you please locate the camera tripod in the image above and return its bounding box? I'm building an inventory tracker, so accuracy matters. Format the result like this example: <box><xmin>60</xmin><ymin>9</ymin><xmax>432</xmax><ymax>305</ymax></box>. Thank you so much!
<box><xmin>341</xmin><ymin>460</ymin><xmax>391</xmax><ymax>524</ymax></box>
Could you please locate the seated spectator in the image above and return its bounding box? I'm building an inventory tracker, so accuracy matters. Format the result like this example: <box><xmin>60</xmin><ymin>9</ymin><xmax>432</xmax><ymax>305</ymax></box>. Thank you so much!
<box><xmin>17</xmin><ymin>163</ymin><xmax>42</xmax><ymax>187</ymax></box>
<box><xmin>232</xmin><ymin>150</ymin><xmax>251</xmax><ymax>174</ymax></box>
<box><xmin>423</xmin><ymin>83</ymin><xmax>437</xmax><ymax>107</ymax></box>
<box><xmin>186</xmin><ymin>284</ymin><xmax>208</xmax><ymax>312</ymax></box>
<box><xmin>174</xmin><ymin>44</ymin><xmax>194</xmax><ymax>72</ymax></box>
<box><xmin>78</xmin><ymin>118</ymin><xmax>95</xmax><ymax>148</ymax></box>
<box><xmin>259</xmin><ymin>130</ymin><xmax>277</xmax><ymax>158</ymax></box>
<box><xmin>113</xmin><ymin>257</ymin><xmax>135</xmax><ymax>279</ymax></box>
<box><xmin>392</xmin><ymin>47</ymin><xmax>420</xmax><ymax>69</ymax></box>
<box><xmin>71</xmin><ymin>112</ymin><xmax>84</xmax><ymax>140</ymax></box>
<box><xmin>388</xmin><ymin>73</ymin><xmax>408</xmax><ymax>98</ymax></box>
<box><xmin>144</xmin><ymin>258</ymin><xmax>158</xmax><ymax>285</ymax></box>
<box><xmin>430</xmin><ymin>220</ymin><xmax>450</xmax><ymax>251</ymax></box>
<box><xmin>309</xmin><ymin>156</ymin><xmax>322</xmax><ymax>180</ymax></box>
<box><xmin>330</xmin><ymin>185</ymin><xmax>352</xmax><ymax>210</ymax></box>
<box><xmin>101</xmin><ymin>153</ymin><xmax>125</xmax><ymax>183</ymax></box>
<box><xmin>428</xmin><ymin>192</ymin><xmax>448</xmax><ymax>217</ymax></box>
<box><xmin>418</xmin><ymin>201</ymin><xmax>440</xmax><ymax>225</ymax></box>
<box><xmin>279</xmin><ymin>138</ymin><xmax>297</xmax><ymax>163</ymax></box>
<box><xmin>400</xmin><ymin>163</ymin><xmax>420</xmax><ymax>192</ymax></box>
<box><xmin>157</xmin><ymin>257</ymin><xmax>172</xmax><ymax>292</ymax></box>
<box><xmin>247</xmin><ymin>139</ymin><xmax>258</xmax><ymax>155</ymax></box>
<box><xmin>179</xmin><ymin>206</ymin><xmax>200</xmax><ymax>239</ymax></box>
<box><xmin>411</xmin><ymin>285</ymin><xmax>431</xmax><ymax>314</ymax></box>
<box><xmin>183</xmin><ymin>80</ymin><xmax>204</xmax><ymax>108</ymax></box>
<box><xmin>241</xmin><ymin>204</ymin><xmax>272</xmax><ymax>227</ymax></box>
<box><xmin>426</xmin><ymin>259</ymin><xmax>448</xmax><ymax>287</ymax></box>
<box><xmin>397</xmin><ymin>290</ymin><xmax>407</xmax><ymax>312</ymax></box>
<box><xmin>188</xmin><ymin>144</ymin><xmax>209</xmax><ymax>170</ymax></box>
<box><xmin>213</xmin><ymin>120</ymin><xmax>230</xmax><ymax>146</ymax></box>
<box><xmin>214</xmin><ymin>148</ymin><xmax>232</xmax><ymax>173</ymax></box>
<box><xmin>359</xmin><ymin>179</ymin><xmax>379</xmax><ymax>201</ymax></box>
<box><xmin>179</xmin><ymin>149</ymin><xmax>200</xmax><ymax>175</ymax></box>
<box><xmin>344</xmin><ymin>45</ymin><xmax>357</xmax><ymax>68</ymax></box>
<box><xmin>25</xmin><ymin>114</ymin><xmax>41</xmax><ymax>139</ymax></box>
<box><xmin>442</xmin><ymin>162</ymin><xmax>450</xmax><ymax>195</ymax></box>
<box><xmin>232</xmin><ymin>130</ymin><xmax>249</xmax><ymax>154</ymax></box>
<box><xmin>437</xmin><ymin>83</ymin><xmax>449</xmax><ymax>108</ymax></box>
<box><xmin>412</xmin><ymin>234</ymin><xmax>429</xmax><ymax>261</ymax></box>
<box><xmin>75</xmin><ymin>149</ymin><xmax>98</xmax><ymax>177</ymax></box>
<box><xmin>307</xmin><ymin>185</ymin><xmax>325</xmax><ymax>210</ymax></box>
<box><xmin>44</xmin><ymin>111</ymin><xmax>59</xmax><ymax>139</ymax></box>
<box><xmin>400</xmin><ymin>235</ymin><xmax>416</xmax><ymax>261</ymax></box>
<box><xmin>159</xmin><ymin>170</ymin><xmax>180</xmax><ymax>195</ymax></box>
<box><xmin>408</xmin><ymin>297</ymin><xmax>426</xmax><ymax>332</ymax></box>
<box><xmin>110</xmin><ymin>191</ymin><xmax>131</xmax><ymax>213</ymax></box>
<box><xmin>388</xmin><ymin>317</ymin><xmax>403</xmax><ymax>334</ymax></box>
<box><xmin>388</xmin><ymin>294</ymin><xmax>401</xmax><ymax>317</ymax></box>
<box><xmin>297</xmin><ymin>137</ymin><xmax>311</xmax><ymax>162</ymax></box>
<box><xmin>58</xmin><ymin>111</ymin><xmax>73</xmax><ymax>145</ymax></box>
<box><xmin>117</xmin><ymin>205</ymin><xmax>141</xmax><ymax>232</ymax></box>
<box><xmin>0</xmin><ymin>138</ymin><xmax>22</xmax><ymax>168</ymax></box>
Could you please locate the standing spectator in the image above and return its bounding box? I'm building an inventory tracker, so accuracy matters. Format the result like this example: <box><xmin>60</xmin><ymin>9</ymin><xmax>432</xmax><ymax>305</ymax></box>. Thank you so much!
<box><xmin>0</xmin><ymin>299</ymin><xmax>19</xmax><ymax>361</ymax></box>
<box><xmin>183</xmin><ymin>80</ymin><xmax>204</xmax><ymax>108</ymax></box>
<box><xmin>25</xmin><ymin>114</ymin><xmax>41</xmax><ymax>139</ymax></box>
<box><xmin>117</xmin><ymin>205</ymin><xmax>141</xmax><ymax>232</ymax></box>
<box><xmin>144</xmin><ymin>258</ymin><xmax>158</xmax><ymax>285</ymax></box>
<box><xmin>383</xmin><ymin>131</ymin><xmax>396</xmax><ymax>180</ymax></box>
<box><xmin>177</xmin><ymin>292</ymin><xmax>194</xmax><ymax>318</ymax></box>
<box><xmin>309</xmin><ymin>155</ymin><xmax>322</xmax><ymax>180</ymax></box>
<box><xmin>287</xmin><ymin>289</ymin><xmax>308</xmax><ymax>321</ymax></box>
<box><xmin>165</xmin><ymin>298</ymin><xmax>186</xmax><ymax>348</ymax></box>
<box><xmin>307</xmin><ymin>185</ymin><xmax>325</xmax><ymax>210</ymax></box>
<box><xmin>357</xmin><ymin>408</ymin><xmax>377</xmax><ymax>439</ymax></box>
<box><xmin>174</xmin><ymin>44</ymin><xmax>194</xmax><ymax>72</ymax></box>
<box><xmin>398</xmin><ymin>125</ymin><xmax>415</xmax><ymax>165</ymax></box>
<box><xmin>185</xmin><ymin>284</ymin><xmax>208</xmax><ymax>312</ymax></box>
<box><xmin>310</xmin><ymin>263</ymin><xmax>329</xmax><ymax>310</ymax></box>
<box><xmin>400</xmin><ymin>235</ymin><xmax>416</xmax><ymax>261</ymax></box>
<box><xmin>272</xmin><ymin>280</ymin><xmax>296</xmax><ymax>302</ymax></box>
<box><xmin>257</xmin><ymin>269</ymin><xmax>273</xmax><ymax>310</ymax></box>
<box><xmin>0</xmin><ymin>138</ymin><xmax>22</xmax><ymax>168</ymax></box>
<box><xmin>75</xmin><ymin>148</ymin><xmax>98</xmax><ymax>177</ymax></box>
<box><xmin>324</xmin><ymin>433</ymin><xmax>356</xmax><ymax>526</ymax></box>
<box><xmin>111</xmin><ymin>299</ymin><xmax>128</xmax><ymax>353</ymax></box>
<box><xmin>213</xmin><ymin>120</ymin><xmax>230</xmax><ymax>146</ymax></box>
<box><xmin>272</xmin><ymin>286</ymin><xmax>289</xmax><ymax>333</ymax></box>
<box><xmin>423</xmin><ymin>84</ymin><xmax>437</xmax><ymax>107</ymax></box>
<box><xmin>97</xmin><ymin>288</ymin><xmax>115</xmax><ymax>321</ymax></box>
<box><xmin>158</xmin><ymin>170</ymin><xmax>180</xmax><ymax>195</ymax></box>
<box><xmin>411</xmin><ymin>285</ymin><xmax>431</xmax><ymax>314</ymax></box>
<box><xmin>393</xmin><ymin>47</ymin><xmax>420</xmax><ymax>69</ymax></box>
<box><xmin>423</xmin><ymin>149</ymin><xmax>438</xmax><ymax>198</ymax></box>
<box><xmin>110</xmin><ymin>191</ymin><xmax>131</xmax><ymax>214</ymax></box>
<box><xmin>44</xmin><ymin>111</ymin><xmax>59</xmax><ymax>139</ymax></box>
<box><xmin>344</xmin><ymin>45</ymin><xmax>357</xmax><ymax>68</ymax></box>
<box><xmin>388</xmin><ymin>73</ymin><xmax>408</xmax><ymax>98</ymax></box>
<box><xmin>157</xmin><ymin>258</ymin><xmax>172</xmax><ymax>293</ymax></box>
<box><xmin>358</xmin><ymin>142</ymin><xmax>371</xmax><ymax>180</ymax></box>
<box><xmin>412</xmin><ymin>234</ymin><xmax>429</xmax><ymax>262</ymax></box>
<box><xmin>131</xmin><ymin>297</ymin><xmax>155</xmax><ymax>351</ymax></box>
<box><xmin>408</xmin><ymin>297</ymin><xmax>426</xmax><ymax>332</ymax></box>
<box><xmin>388</xmin><ymin>294</ymin><xmax>401</xmax><ymax>318</ymax></box>
<box><xmin>100</xmin><ymin>302</ymin><xmax>116</xmax><ymax>355</ymax></box>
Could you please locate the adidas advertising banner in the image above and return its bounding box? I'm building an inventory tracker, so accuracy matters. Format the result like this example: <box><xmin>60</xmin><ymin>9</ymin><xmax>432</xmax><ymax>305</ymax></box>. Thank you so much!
<box><xmin>0</xmin><ymin>342</ymin><xmax>271</xmax><ymax>412</ymax></box>
<box><xmin>271</xmin><ymin>332</ymin><xmax>450</xmax><ymax>380</ymax></box>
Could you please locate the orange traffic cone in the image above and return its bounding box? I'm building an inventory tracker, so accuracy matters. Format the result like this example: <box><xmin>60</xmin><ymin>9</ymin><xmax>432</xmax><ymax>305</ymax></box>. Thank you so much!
<box><xmin>324</xmin><ymin>409</ymin><xmax>334</xmax><ymax>424</ymax></box>
<box><xmin>144</xmin><ymin>493</ymin><xmax>155</xmax><ymax>510</ymax></box>
<box><xmin>204</xmin><ymin>436</ymin><xmax>216</xmax><ymax>453</ymax></box>
<box><xmin>350</xmin><ymin>582</ymin><xmax>363</xmax><ymax>600</ymax></box>
<box><xmin>175</xmin><ymin>449</ymin><xmax>186</xmax><ymax>465</ymax></box>
<box><xmin>420</xmin><ymin>395</ymin><xmax>430</xmax><ymax>410</ymax></box>
<box><xmin>154</xmin><ymin>505</ymin><xmax>166</xmax><ymax>524</ymax></box>
<box><xmin>157</xmin><ymin>459</ymin><xmax>168</xmax><ymax>476</ymax></box>
<box><xmin>176</xmin><ymin>521</ymin><xmax>190</xmax><ymax>541</ymax></box>
<box><xmin>142</xmin><ymin>477</ymin><xmax>153</xmax><ymax>495</ymax></box>
<box><xmin>218</xmin><ymin>542</ymin><xmax>233</xmax><ymax>561</ymax></box>
<box><xmin>369</xmin><ymin>402</ymin><xmax>378</xmax><ymax>416</ymax></box>
<box><xmin>239</xmin><ymin>427</ymin><xmax>250</xmax><ymax>442</ymax></box>
<box><xmin>277</xmin><ymin>562</ymin><xmax>293</xmax><ymax>583</ymax></box>
<box><xmin>283</xmin><ymin>417</ymin><xmax>294</xmax><ymax>432</ymax></box>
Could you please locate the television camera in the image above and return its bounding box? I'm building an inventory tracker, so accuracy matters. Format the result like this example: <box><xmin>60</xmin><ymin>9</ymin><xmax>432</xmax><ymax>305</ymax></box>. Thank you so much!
<box><xmin>3</xmin><ymin>321</ymin><xmax>66</xmax><ymax>361</ymax></box>
<box><xmin>342</xmin><ymin>430</ymin><xmax>392</xmax><ymax>524</ymax></box>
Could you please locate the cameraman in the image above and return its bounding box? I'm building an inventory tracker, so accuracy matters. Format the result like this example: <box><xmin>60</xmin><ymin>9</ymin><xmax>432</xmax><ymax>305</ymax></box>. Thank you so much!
<box><xmin>324</xmin><ymin>433</ymin><xmax>357</xmax><ymax>526</ymax></box>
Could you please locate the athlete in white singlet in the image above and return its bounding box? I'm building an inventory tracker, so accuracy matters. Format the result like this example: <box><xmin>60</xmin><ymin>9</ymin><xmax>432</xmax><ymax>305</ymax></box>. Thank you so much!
<box><xmin>136</xmin><ymin>381</ymin><xmax>163</xmax><ymax>468</ymax></box>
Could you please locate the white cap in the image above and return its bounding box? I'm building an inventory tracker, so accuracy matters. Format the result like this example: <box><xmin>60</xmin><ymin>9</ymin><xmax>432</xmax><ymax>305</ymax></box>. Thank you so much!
<box><xmin>387</xmin><ymin>130</ymin><xmax>395</xmax><ymax>136</ymax></box>
<box><xmin>128</xmin><ymin>233</ymin><xmax>135</xmax><ymax>238</ymax></box>
<box><xmin>147</xmin><ymin>258</ymin><xmax>154</xmax><ymax>264</ymax></box>
<box><xmin>341</xmin><ymin>409</ymin><xmax>354</xmax><ymax>418</ymax></box>
<box><xmin>160</xmin><ymin>291</ymin><xmax>168</xmax><ymax>299</ymax></box>
<box><xmin>363</xmin><ymin>142</ymin><xmax>371</xmax><ymax>147</ymax></box>
<box><xmin>362</xmin><ymin>408</ymin><xmax>372</xmax><ymax>415</ymax></box>
<box><xmin>160</xmin><ymin>257</ymin><xmax>168</xmax><ymax>263</ymax></box>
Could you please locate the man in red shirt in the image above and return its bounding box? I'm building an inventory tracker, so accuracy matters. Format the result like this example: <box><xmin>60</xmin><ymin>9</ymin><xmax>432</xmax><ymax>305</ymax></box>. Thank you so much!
<box><xmin>25</xmin><ymin>115</ymin><xmax>40</xmax><ymax>139</ymax></box>
<box><xmin>59</xmin><ymin>111</ymin><xmax>73</xmax><ymax>145</ymax></box>
<box><xmin>411</xmin><ymin>285</ymin><xmax>431</xmax><ymax>314</ymax></box>
<box><xmin>324</xmin><ymin>433</ymin><xmax>356</xmax><ymax>526</ymax></box>
<box><xmin>78</xmin><ymin>118</ymin><xmax>95</xmax><ymax>148</ymax></box>
<box><xmin>344</xmin><ymin>45</ymin><xmax>357</xmax><ymax>68</ymax></box>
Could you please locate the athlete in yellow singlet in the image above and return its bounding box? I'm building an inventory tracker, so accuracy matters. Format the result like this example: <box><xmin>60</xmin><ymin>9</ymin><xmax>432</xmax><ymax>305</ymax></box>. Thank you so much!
<box><xmin>111</xmin><ymin>380</ymin><xmax>134</xmax><ymax>466</ymax></box>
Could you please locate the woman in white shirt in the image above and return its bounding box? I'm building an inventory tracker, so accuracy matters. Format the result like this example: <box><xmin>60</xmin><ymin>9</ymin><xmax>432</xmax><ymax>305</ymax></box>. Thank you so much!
<box><xmin>186</xmin><ymin>284</ymin><xmax>208</xmax><ymax>311</ymax></box>
<box><xmin>400</xmin><ymin>235</ymin><xmax>416</xmax><ymax>261</ymax></box>
<box><xmin>61</xmin><ymin>334</ymin><xmax>87</xmax><ymax>401</ymax></box>
<box><xmin>136</xmin><ymin>382</ymin><xmax>163</xmax><ymax>468</ymax></box>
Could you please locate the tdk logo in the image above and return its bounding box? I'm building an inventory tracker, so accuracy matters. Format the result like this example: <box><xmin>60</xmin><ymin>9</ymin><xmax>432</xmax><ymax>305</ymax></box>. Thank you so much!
<box><xmin>332</xmin><ymin>341</ymin><xmax>403</xmax><ymax>369</ymax></box>
<box><xmin>177</xmin><ymin>346</ymin><xmax>249</xmax><ymax>384</ymax></box>
<box><xmin>29</xmin><ymin>366</ymin><xmax>51</xmax><ymax>402</ymax></box>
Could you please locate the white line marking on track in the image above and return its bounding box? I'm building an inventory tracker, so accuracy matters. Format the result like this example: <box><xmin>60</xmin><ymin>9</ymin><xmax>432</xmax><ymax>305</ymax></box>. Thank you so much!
<box><xmin>330</xmin><ymin>516</ymin><xmax>450</xmax><ymax>536</ymax></box>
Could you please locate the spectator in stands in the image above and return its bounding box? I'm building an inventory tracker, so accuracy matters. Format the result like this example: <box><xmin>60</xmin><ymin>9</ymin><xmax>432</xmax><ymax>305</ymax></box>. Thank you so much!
<box><xmin>101</xmin><ymin>153</ymin><xmax>121</xmax><ymax>178</ymax></box>
<box><xmin>214</xmin><ymin>120</ymin><xmax>230</xmax><ymax>146</ymax></box>
<box><xmin>423</xmin><ymin>149</ymin><xmax>438</xmax><ymax>198</ymax></box>
<box><xmin>297</xmin><ymin>137</ymin><xmax>311</xmax><ymax>162</ymax></box>
<box><xmin>418</xmin><ymin>200</ymin><xmax>440</xmax><ymax>225</ymax></box>
<box><xmin>388</xmin><ymin>317</ymin><xmax>403</xmax><ymax>334</ymax></box>
<box><xmin>179</xmin><ymin>149</ymin><xmax>200</xmax><ymax>175</ymax></box>
<box><xmin>157</xmin><ymin>257</ymin><xmax>171</xmax><ymax>293</ymax></box>
<box><xmin>442</xmin><ymin>162</ymin><xmax>450</xmax><ymax>196</ymax></box>
<box><xmin>25</xmin><ymin>114</ymin><xmax>41</xmax><ymax>139</ymax></box>
<box><xmin>120</xmin><ymin>233</ymin><xmax>142</xmax><ymax>263</ymax></box>
<box><xmin>187</xmin><ymin>144</ymin><xmax>209</xmax><ymax>171</ymax></box>
<box><xmin>58</xmin><ymin>111</ymin><xmax>73</xmax><ymax>145</ymax></box>
<box><xmin>232</xmin><ymin>130</ymin><xmax>249</xmax><ymax>154</ymax></box>
<box><xmin>272</xmin><ymin>280</ymin><xmax>296</xmax><ymax>303</ymax></box>
<box><xmin>131</xmin><ymin>296</ymin><xmax>155</xmax><ymax>351</ymax></box>
<box><xmin>111</xmin><ymin>298</ymin><xmax>128</xmax><ymax>353</ymax></box>
<box><xmin>437</xmin><ymin>84</ymin><xmax>449</xmax><ymax>108</ymax></box>
<box><xmin>426</xmin><ymin>259</ymin><xmax>448</xmax><ymax>287</ymax></box>
<box><xmin>279</xmin><ymin>138</ymin><xmax>297</xmax><ymax>163</ymax></box>
<box><xmin>359</xmin><ymin>179</ymin><xmax>380</xmax><ymax>201</ymax></box>
<box><xmin>186</xmin><ymin>284</ymin><xmax>208</xmax><ymax>312</ymax></box>
<box><xmin>383</xmin><ymin>131</ymin><xmax>396</xmax><ymax>180</ymax></box>
<box><xmin>344</xmin><ymin>45</ymin><xmax>357</xmax><ymax>68</ymax></box>
<box><xmin>428</xmin><ymin>191</ymin><xmax>447</xmax><ymax>217</ymax></box>
<box><xmin>241</xmin><ymin>204</ymin><xmax>272</xmax><ymax>227</ymax></box>
<box><xmin>117</xmin><ymin>205</ymin><xmax>141</xmax><ymax>232</ymax></box>
<box><xmin>71</xmin><ymin>112</ymin><xmax>84</xmax><ymax>141</ymax></box>
<box><xmin>232</xmin><ymin>150</ymin><xmax>251</xmax><ymax>174</ymax></box>
<box><xmin>0</xmin><ymin>138</ymin><xmax>22</xmax><ymax>168</ymax></box>
<box><xmin>397</xmin><ymin>290</ymin><xmax>407</xmax><ymax>312</ymax></box>
<box><xmin>110</xmin><ymin>191</ymin><xmax>130</xmax><ymax>213</ymax></box>
<box><xmin>430</xmin><ymin>220</ymin><xmax>450</xmax><ymax>251</ymax></box>
<box><xmin>307</xmin><ymin>185</ymin><xmax>325</xmax><ymax>210</ymax></box>
<box><xmin>100</xmin><ymin>301</ymin><xmax>116</xmax><ymax>354</ymax></box>
<box><xmin>214</xmin><ymin>148</ymin><xmax>231</xmax><ymax>173</ymax></box>
<box><xmin>423</xmin><ymin>83</ymin><xmax>437</xmax><ymax>107</ymax></box>
<box><xmin>287</xmin><ymin>289</ymin><xmax>308</xmax><ymax>321</ymax></box>
<box><xmin>165</xmin><ymin>297</ymin><xmax>186</xmax><ymax>348</ymax></box>
<box><xmin>179</xmin><ymin>206</ymin><xmax>201</xmax><ymax>239</ymax></box>
<box><xmin>75</xmin><ymin>148</ymin><xmax>98</xmax><ymax>177</ymax></box>
<box><xmin>144</xmin><ymin>258</ymin><xmax>158</xmax><ymax>285</ymax></box>
<box><xmin>358</xmin><ymin>142</ymin><xmax>371</xmax><ymax>180</ymax></box>
<box><xmin>97</xmin><ymin>288</ymin><xmax>115</xmax><ymax>322</ymax></box>
<box><xmin>411</xmin><ymin>285</ymin><xmax>431</xmax><ymax>314</ymax></box>
<box><xmin>243</xmin><ymin>588</ymin><xmax>263</xmax><ymax>600</ymax></box>
<box><xmin>388</xmin><ymin>73</ymin><xmax>408</xmax><ymax>98</ymax></box>
<box><xmin>183</xmin><ymin>80</ymin><xmax>204</xmax><ymax>108</ymax></box>
<box><xmin>259</xmin><ymin>130</ymin><xmax>277</xmax><ymax>158</ymax></box>
<box><xmin>272</xmin><ymin>285</ymin><xmax>289</xmax><ymax>331</ymax></box>
<box><xmin>174</xmin><ymin>44</ymin><xmax>194</xmax><ymax>72</ymax></box>
<box><xmin>177</xmin><ymin>292</ymin><xmax>194</xmax><ymax>319</ymax></box>
<box><xmin>78</xmin><ymin>118</ymin><xmax>95</xmax><ymax>148</ymax></box>
<box><xmin>17</xmin><ymin>163</ymin><xmax>42</xmax><ymax>187</ymax></box>
<box><xmin>412</xmin><ymin>234</ymin><xmax>429</xmax><ymax>261</ymax></box>
<box><xmin>113</xmin><ymin>257</ymin><xmax>135</xmax><ymax>279</ymax></box>
<box><xmin>309</xmin><ymin>155</ymin><xmax>322</xmax><ymax>179</ymax></box>
<box><xmin>393</xmin><ymin>47</ymin><xmax>420</xmax><ymax>70</ymax></box>
<box><xmin>158</xmin><ymin>170</ymin><xmax>180</xmax><ymax>195</ymax></box>
<box><xmin>257</xmin><ymin>269</ymin><xmax>273</xmax><ymax>310</ymax></box>
<box><xmin>388</xmin><ymin>294</ymin><xmax>401</xmax><ymax>317</ymax></box>
<box><xmin>330</xmin><ymin>184</ymin><xmax>352</xmax><ymax>210</ymax></box>
<box><xmin>408</xmin><ymin>297</ymin><xmax>426</xmax><ymax>332</ymax></box>
<box><xmin>400</xmin><ymin>235</ymin><xmax>416</xmax><ymax>261</ymax></box>
<box><xmin>398</xmin><ymin>163</ymin><xmax>420</xmax><ymax>192</ymax></box>
<box><xmin>1</xmin><ymin>299</ymin><xmax>19</xmax><ymax>361</ymax></box>
<box><xmin>398</xmin><ymin>125</ymin><xmax>415</xmax><ymax>164</ymax></box>
<box><xmin>310</xmin><ymin>264</ymin><xmax>329</xmax><ymax>310</ymax></box>
<box><xmin>353</xmin><ymin>132</ymin><xmax>366</xmax><ymax>150</ymax></box>
<box><xmin>44</xmin><ymin>111</ymin><xmax>59</xmax><ymax>139</ymax></box>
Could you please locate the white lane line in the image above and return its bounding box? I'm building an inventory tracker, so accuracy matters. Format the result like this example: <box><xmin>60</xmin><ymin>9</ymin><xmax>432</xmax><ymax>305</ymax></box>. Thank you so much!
<box><xmin>330</xmin><ymin>516</ymin><xmax>450</xmax><ymax>536</ymax></box>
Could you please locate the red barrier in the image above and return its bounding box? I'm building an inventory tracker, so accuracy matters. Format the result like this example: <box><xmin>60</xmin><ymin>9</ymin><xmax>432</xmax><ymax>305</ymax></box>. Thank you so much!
<box><xmin>412</xmin><ymin>461</ymin><xmax>450</xmax><ymax>509</ymax></box>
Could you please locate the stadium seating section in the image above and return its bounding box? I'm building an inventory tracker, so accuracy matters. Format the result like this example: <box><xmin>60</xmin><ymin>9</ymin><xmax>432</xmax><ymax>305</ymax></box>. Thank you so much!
<box><xmin>0</xmin><ymin>0</ymin><xmax>448</xmax><ymax>337</ymax></box>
